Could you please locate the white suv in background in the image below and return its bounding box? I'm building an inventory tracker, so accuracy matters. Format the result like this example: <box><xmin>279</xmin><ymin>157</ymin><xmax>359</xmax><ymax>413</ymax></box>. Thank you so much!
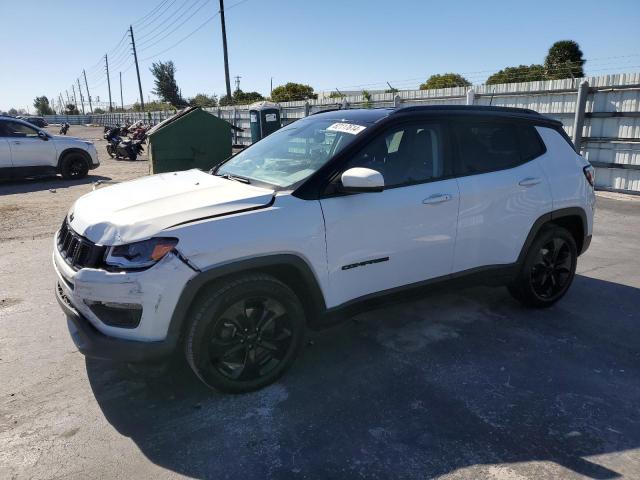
<box><xmin>0</xmin><ymin>116</ymin><xmax>99</xmax><ymax>179</ymax></box>
<box><xmin>53</xmin><ymin>105</ymin><xmax>595</xmax><ymax>393</ymax></box>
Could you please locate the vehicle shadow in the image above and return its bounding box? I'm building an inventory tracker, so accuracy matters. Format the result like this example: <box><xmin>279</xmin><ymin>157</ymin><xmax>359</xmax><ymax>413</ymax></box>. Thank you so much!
<box><xmin>0</xmin><ymin>174</ymin><xmax>112</xmax><ymax>195</ymax></box>
<box><xmin>86</xmin><ymin>274</ymin><xmax>640</xmax><ymax>479</ymax></box>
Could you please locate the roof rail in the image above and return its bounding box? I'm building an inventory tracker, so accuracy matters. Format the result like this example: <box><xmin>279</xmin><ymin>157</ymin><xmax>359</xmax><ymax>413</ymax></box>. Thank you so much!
<box><xmin>393</xmin><ymin>105</ymin><xmax>541</xmax><ymax>115</ymax></box>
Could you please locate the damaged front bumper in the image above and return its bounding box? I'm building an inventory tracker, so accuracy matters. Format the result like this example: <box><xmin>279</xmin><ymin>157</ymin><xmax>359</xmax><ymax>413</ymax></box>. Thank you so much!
<box><xmin>52</xmin><ymin>236</ymin><xmax>196</xmax><ymax>362</ymax></box>
<box><xmin>55</xmin><ymin>282</ymin><xmax>174</xmax><ymax>362</ymax></box>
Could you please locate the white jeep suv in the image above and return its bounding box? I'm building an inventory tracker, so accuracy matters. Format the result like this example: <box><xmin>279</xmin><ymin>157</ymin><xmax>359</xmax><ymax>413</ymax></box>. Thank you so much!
<box><xmin>53</xmin><ymin>106</ymin><xmax>595</xmax><ymax>393</ymax></box>
<box><xmin>0</xmin><ymin>117</ymin><xmax>99</xmax><ymax>179</ymax></box>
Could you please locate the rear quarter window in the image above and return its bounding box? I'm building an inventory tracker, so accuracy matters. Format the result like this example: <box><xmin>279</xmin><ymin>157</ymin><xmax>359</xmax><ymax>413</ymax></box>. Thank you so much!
<box><xmin>518</xmin><ymin>125</ymin><xmax>546</xmax><ymax>161</ymax></box>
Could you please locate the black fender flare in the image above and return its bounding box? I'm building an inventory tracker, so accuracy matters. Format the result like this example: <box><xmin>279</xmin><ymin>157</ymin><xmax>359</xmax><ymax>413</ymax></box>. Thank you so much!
<box><xmin>517</xmin><ymin>207</ymin><xmax>589</xmax><ymax>265</ymax></box>
<box><xmin>164</xmin><ymin>254</ymin><xmax>327</xmax><ymax>349</ymax></box>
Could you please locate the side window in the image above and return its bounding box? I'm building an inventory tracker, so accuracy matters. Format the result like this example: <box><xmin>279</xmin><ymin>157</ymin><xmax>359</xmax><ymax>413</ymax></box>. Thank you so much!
<box><xmin>518</xmin><ymin>125</ymin><xmax>546</xmax><ymax>161</ymax></box>
<box><xmin>5</xmin><ymin>121</ymin><xmax>39</xmax><ymax>138</ymax></box>
<box><xmin>0</xmin><ymin>122</ymin><xmax>9</xmax><ymax>137</ymax></box>
<box><xmin>454</xmin><ymin>122</ymin><xmax>520</xmax><ymax>175</ymax></box>
<box><xmin>345</xmin><ymin>123</ymin><xmax>448</xmax><ymax>188</ymax></box>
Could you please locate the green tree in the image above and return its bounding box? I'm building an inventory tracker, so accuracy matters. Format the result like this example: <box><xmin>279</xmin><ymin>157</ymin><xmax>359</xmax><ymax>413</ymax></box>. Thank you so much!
<box><xmin>93</xmin><ymin>107</ymin><xmax>106</xmax><ymax>114</ymax></box>
<box><xmin>328</xmin><ymin>91</ymin><xmax>345</xmax><ymax>99</ymax></box>
<box><xmin>64</xmin><ymin>104</ymin><xmax>80</xmax><ymax>115</ymax></box>
<box><xmin>545</xmin><ymin>40</ymin><xmax>585</xmax><ymax>79</ymax></box>
<box><xmin>219</xmin><ymin>89</ymin><xmax>264</xmax><ymax>106</ymax></box>
<box><xmin>420</xmin><ymin>73</ymin><xmax>471</xmax><ymax>90</ymax></box>
<box><xmin>486</xmin><ymin>64</ymin><xmax>547</xmax><ymax>85</ymax></box>
<box><xmin>132</xmin><ymin>101</ymin><xmax>175</xmax><ymax>112</ymax></box>
<box><xmin>361</xmin><ymin>90</ymin><xmax>372</xmax><ymax>108</ymax></box>
<box><xmin>33</xmin><ymin>96</ymin><xmax>54</xmax><ymax>115</ymax></box>
<box><xmin>270</xmin><ymin>82</ymin><xmax>317</xmax><ymax>102</ymax></box>
<box><xmin>149</xmin><ymin>60</ymin><xmax>186</xmax><ymax>107</ymax></box>
<box><xmin>189</xmin><ymin>93</ymin><xmax>218</xmax><ymax>108</ymax></box>
<box><xmin>8</xmin><ymin>108</ymin><xmax>18</xmax><ymax>116</ymax></box>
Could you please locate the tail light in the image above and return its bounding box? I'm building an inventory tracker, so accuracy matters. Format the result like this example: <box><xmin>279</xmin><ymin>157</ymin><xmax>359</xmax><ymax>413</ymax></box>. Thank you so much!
<box><xmin>583</xmin><ymin>165</ymin><xmax>595</xmax><ymax>188</ymax></box>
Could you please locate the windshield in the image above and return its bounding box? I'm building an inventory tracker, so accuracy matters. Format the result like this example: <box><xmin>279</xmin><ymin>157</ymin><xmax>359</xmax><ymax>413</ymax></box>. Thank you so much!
<box><xmin>216</xmin><ymin>117</ymin><xmax>368</xmax><ymax>187</ymax></box>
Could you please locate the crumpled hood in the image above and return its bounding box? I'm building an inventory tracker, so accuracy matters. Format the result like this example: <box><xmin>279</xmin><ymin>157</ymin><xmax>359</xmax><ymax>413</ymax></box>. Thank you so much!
<box><xmin>69</xmin><ymin>169</ymin><xmax>274</xmax><ymax>245</ymax></box>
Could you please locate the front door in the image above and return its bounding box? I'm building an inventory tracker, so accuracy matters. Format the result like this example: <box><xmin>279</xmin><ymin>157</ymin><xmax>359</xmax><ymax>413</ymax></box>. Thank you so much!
<box><xmin>5</xmin><ymin>120</ymin><xmax>56</xmax><ymax>167</ymax></box>
<box><xmin>320</xmin><ymin>121</ymin><xmax>459</xmax><ymax>308</ymax></box>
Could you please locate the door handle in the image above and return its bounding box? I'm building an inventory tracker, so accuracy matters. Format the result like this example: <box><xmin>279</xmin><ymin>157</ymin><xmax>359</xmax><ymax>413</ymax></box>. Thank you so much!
<box><xmin>518</xmin><ymin>177</ymin><xmax>542</xmax><ymax>187</ymax></box>
<box><xmin>423</xmin><ymin>194</ymin><xmax>452</xmax><ymax>205</ymax></box>
<box><xmin>12</xmin><ymin>141</ymin><xmax>21</xmax><ymax>145</ymax></box>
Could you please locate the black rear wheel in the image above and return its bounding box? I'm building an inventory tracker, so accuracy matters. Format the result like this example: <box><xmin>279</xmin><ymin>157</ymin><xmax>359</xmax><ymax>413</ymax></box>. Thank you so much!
<box><xmin>509</xmin><ymin>225</ymin><xmax>577</xmax><ymax>308</ymax></box>
<box><xmin>185</xmin><ymin>274</ymin><xmax>305</xmax><ymax>393</ymax></box>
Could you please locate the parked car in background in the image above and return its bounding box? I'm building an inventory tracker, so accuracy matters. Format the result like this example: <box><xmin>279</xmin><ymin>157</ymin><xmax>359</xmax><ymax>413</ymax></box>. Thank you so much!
<box><xmin>53</xmin><ymin>105</ymin><xmax>595</xmax><ymax>393</ymax></box>
<box><xmin>23</xmin><ymin>116</ymin><xmax>48</xmax><ymax>128</ymax></box>
<box><xmin>0</xmin><ymin>116</ymin><xmax>99</xmax><ymax>179</ymax></box>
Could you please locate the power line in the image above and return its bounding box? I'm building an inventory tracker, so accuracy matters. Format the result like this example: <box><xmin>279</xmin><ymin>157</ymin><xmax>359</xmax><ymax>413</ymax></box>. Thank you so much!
<box><xmin>137</xmin><ymin>0</ymin><xmax>250</xmax><ymax>62</ymax></box>
<box><xmin>133</xmin><ymin>0</ymin><xmax>172</xmax><ymax>28</ymax></box>
<box><xmin>137</xmin><ymin>0</ymin><xmax>213</xmax><ymax>51</ymax></box>
<box><xmin>135</xmin><ymin>0</ymin><xmax>179</xmax><ymax>32</ymax></box>
<box><xmin>137</xmin><ymin>0</ymin><xmax>200</xmax><ymax>43</ymax></box>
<box><xmin>140</xmin><ymin>13</ymin><xmax>218</xmax><ymax>61</ymax></box>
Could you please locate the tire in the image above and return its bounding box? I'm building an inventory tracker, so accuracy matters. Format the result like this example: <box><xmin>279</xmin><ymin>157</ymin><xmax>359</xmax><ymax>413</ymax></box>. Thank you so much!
<box><xmin>60</xmin><ymin>153</ymin><xmax>89</xmax><ymax>180</ymax></box>
<box><xmin>509</xmin><ymin>225</ymin><xmax>577</xmax><ymax>308</ymax></box>
<box><xmin>106</xmin><ymin>144</ymin><xmax>115</xmax><ymax>158</ymax></box>
<box><xmin>128</xmin><ymin>152</ymin><xmax>137</xmax><ymax>161</ymax></box>
<box><xmin>185</xmin><ymin>273</ymin><xmax>306</xmax><ymax>393</ymax></box>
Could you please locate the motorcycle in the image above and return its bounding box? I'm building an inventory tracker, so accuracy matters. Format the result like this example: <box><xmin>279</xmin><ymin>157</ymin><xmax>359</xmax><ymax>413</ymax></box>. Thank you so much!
<box><xmin>104</xmin><ymin>127</ymin><xmax>144</xmax><ymax>161</ymax></box>
<box><xmin>59</xmin><ymin>122</ymin><xmax>70</xmax><ymax>135</ymax></box>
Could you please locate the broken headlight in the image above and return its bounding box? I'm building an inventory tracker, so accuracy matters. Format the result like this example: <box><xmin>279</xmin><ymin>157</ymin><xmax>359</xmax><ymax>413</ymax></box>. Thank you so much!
<box><xmin>105</xmin><ymin>237</ymin><xmax>178</xmax><ymax>269</ymax></box>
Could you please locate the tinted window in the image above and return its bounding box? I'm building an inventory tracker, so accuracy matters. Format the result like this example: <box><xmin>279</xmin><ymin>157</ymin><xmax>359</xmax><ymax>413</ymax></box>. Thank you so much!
<box><xmin>4</xmin><ymin>121</ymin><xmax>39</xmax><ymax>138</ymax></box>
<box><xmin>454</xmin><ymin>122</ymin><xmax>520</xmax><ymax>174</ymax></box>
<box><xmin>519</xmin><ymin>125</ymin><xmax>545</xmax><ymax>160</ymax></box>
<box><xmin>345</xmin><ymin>123</ymin><xmax>448</xmax><ymax>188</ymax></box>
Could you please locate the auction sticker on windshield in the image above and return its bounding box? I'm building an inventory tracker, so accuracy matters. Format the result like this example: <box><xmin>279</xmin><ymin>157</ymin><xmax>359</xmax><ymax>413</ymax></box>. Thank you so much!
<box><xmin>326</xmin><ymin>122</ymin><xmax>366</xmax><ymax>135</ymax></box>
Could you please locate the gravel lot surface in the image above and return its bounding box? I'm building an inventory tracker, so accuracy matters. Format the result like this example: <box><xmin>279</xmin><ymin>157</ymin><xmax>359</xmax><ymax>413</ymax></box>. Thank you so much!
<box><xmin>1</xmin><ymin>126</ymin><xmax>639</xmax><ymax>479</ymax></box>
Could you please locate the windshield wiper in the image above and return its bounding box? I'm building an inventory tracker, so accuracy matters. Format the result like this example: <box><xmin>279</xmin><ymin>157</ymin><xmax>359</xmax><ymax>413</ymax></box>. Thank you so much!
<box><xmin>217</xmin><ymin>173</ymin><xmax>251</xmax><ymax>184</ymax></box>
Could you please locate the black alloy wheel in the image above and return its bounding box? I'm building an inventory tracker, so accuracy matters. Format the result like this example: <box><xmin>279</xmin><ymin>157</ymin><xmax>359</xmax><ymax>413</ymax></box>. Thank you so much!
<box><xmin>530</xmin><ymin>238</ymin><xmax>573</xmax><ymax>300</ymax></box>
<box><xmin>508</xmin><ymin>225</ymin><xmax>577</xmax><ymax>308</ymax></box>
<box><xmin>208</xmin><ymin>297</ymin><xmax>293</xmax><ymax>381</ymax></box>
<box><xmin>185</xmin><ymin>274</ymin><xmax>306</xmax><ymax>393</ymax></box>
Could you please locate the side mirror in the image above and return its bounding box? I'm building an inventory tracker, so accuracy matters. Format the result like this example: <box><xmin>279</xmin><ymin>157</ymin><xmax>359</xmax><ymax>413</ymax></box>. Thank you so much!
<box><xmin>38</xmin><ymin>130</ymin><xmax>49</xmax><ymax>141</ymax></box>
<box><xmin>340</xmin><ymin>167</ymin><xmax>384</xmax><ymax>193</ymax></box>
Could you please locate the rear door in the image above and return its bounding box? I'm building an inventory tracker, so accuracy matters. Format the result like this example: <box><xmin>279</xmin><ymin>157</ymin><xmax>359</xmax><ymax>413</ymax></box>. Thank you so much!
<box><xmin>452</xmin><ymin>119</ymin><xmax>552</xmax><ymax>272</ymax></box>
<box><xmin>320</xmin><ymin>120</ymin><xmax>460</xmax><ymax>307</ymax></box>
<box><xmin>5</xmin><ymin>120</ymin><xmax>57</xmax><ymax>167</ymax></box>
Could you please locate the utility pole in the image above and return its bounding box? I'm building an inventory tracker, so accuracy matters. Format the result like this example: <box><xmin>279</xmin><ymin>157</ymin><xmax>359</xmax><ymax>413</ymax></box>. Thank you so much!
<box><xmin>219</xmin><ymin>0</ymin><xmax>232</xmax><ymax>102</ymax></box>
<box><xmin>105</xmin><ymin>54</ymin><xmax>113</xmax><ymax>112</ymax></box>
<box><xmin>72</xmin><ymin>84</ymin><xmax>79</xmax><ymax>111</ymax></box>
<box><xmin>59</xmin><ymin>94</ymin><xmax>64</xmax><ymax>114</ymax></box>
<box><xmin>129</xmin><ymin>25</ymin><xmax>145</xmax><ymax>111</ymax></box>
<box><xmin>270</xmin><ymin>77</ymin><xmax>273</xmax><ymax>96</ymax></box>
<box><xmin>76</xmin><ymin>78</ymin><xmax>86</xmax><ymax>114</ymax></box>
<box><xmin>83</xmin><ymin>69</ymin><xmax>93</xmax><ymax>113</ymax></box>
<box><xmin>234</xmin><ymin>75</ymin><xmax>241</xmax><ymax>92</ymax></box>
<box><xmin>65</xmin><ymin>90</ymin><xmax>71</xmax><ymax>106</ymax></box>
<box><xmin>119</xmin><ymin>72</ymin><xmax>124</xmax><ymax>110</ymax></box>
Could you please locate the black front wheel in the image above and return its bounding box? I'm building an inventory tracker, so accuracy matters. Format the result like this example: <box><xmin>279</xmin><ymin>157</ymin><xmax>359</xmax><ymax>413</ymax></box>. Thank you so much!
<box><xmin>509</xmin><ymin>225</ymin><xmax>577</xmax><ymax>308</ymax></box>
<box><xmin>185</xmin><ymin>274</ymin><xmax>306</xmax><ymax>393</ymax></box>
<box><xmin>60</xmin><ymin>154</ymin><xmax>89</xmax><ymax>180</ymax></box>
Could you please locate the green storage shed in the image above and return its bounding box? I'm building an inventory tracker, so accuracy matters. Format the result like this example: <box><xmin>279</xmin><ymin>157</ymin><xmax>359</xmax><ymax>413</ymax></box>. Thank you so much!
<box><xmin>147</xmin><ymin>106</ymin><xmax>234</xmax><ymax>174</ymax></box>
